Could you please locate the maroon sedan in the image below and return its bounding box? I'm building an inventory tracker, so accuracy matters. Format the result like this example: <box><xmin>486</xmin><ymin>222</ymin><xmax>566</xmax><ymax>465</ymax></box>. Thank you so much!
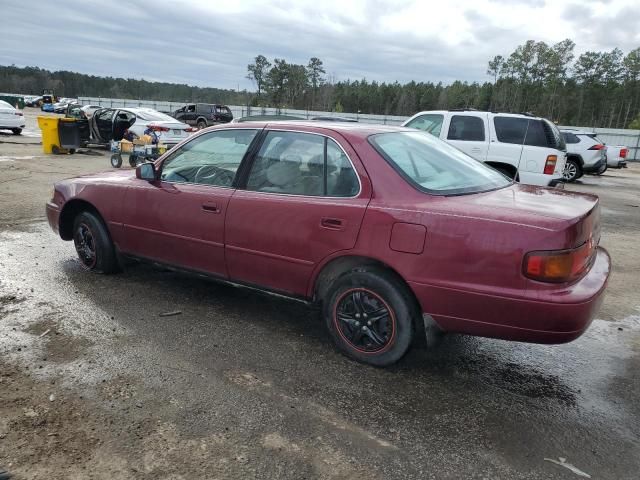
<box><xmin>46</xmin><ymin>122</ymin><xmax>610</xmax><ymax>366</ymax></box>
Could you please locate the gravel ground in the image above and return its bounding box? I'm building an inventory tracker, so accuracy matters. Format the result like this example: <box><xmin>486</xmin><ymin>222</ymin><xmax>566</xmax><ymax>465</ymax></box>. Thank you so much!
<box><xmin>0</xmin><ymin>109</ymin><xmax>639</xmax><ymax>479</ymax></box>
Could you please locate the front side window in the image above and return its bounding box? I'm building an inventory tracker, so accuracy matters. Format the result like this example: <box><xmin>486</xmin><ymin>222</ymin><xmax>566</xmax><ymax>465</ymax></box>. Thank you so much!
<box><xmin>161</xmin><ymin>129</ymin><xmax>258</xmax><ymax>186</ymax></box>
<box><xmin>447</xmin><ymin>115</ymin><xmax>485</xmax><ymax>141</ymax></box>
<box><xmin>246</xmin><ymin>131</ymin><xmax>359</xmax><ymax>197</ymax></box>
<box><xmin>369</xmin><ymin>131</ymin><xmax>510</xmax><ymax>195</ymax></box>
<box><xmin>405</xmin><ymin>114</ymin><xmax>444</xmax><ymax>137</ymax></box>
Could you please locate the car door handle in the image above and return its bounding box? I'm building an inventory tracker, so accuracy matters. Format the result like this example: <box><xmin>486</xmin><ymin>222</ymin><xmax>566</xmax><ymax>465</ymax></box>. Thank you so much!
<box><xmin>201</xmin><ymin>203</ymin><xmax>220</xmax><ymax>214</ymax></box>
<box><xmin>320</xmin><ymin>217</ymin><xmax>345</xmax><ymax>230</ymax></box>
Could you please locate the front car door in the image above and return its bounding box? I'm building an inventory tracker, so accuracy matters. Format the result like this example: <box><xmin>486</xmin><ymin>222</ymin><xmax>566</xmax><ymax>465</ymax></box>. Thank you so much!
<box><xmin>224</xmin><ymin>129</ymin><xmax>370</xmax><ymax>296</ymax></box>
<box><xmin>90</xmin><ymin>108</ymin><xmax>115</xmax><ymax>143</ymax></box>
<box><xmin>120</xmin><ymin>128</ymin><xmax>261</xmax><ymax>277</ymax></box>
<box><xmin>444</xmin><ymin>113</ymin><xmax>489</xmax><ymax>161</ymax></box>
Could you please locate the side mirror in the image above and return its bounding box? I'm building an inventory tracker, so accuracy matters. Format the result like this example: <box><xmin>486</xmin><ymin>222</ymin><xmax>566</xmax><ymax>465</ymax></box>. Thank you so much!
<box><xmin>136</xmin><ymin>162</ymin><xmax>157</xmax><ymax>181</ymax></box>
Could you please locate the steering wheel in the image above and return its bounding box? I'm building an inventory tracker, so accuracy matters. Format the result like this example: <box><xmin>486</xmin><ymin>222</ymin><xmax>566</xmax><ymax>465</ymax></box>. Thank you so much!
<box><xmin>194</xmin><ymin>165</ymin><xmax>234</xmax><ymax>186</ymax></box>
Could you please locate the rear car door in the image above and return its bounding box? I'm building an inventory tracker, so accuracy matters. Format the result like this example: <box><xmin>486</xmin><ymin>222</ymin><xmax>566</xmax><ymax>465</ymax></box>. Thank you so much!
<box><xmin>120</xmin><ymin>128</ymin><xmax>261</xmax><ymax>277</ymax></box>
<box><xmin>444</xmin><ymin>113</ymin><xmax>489</xmax><ymax>160</ymax></box>
<box><xmin>225</xmin><ymin>129</ymin><xmax>369</xmax><ymax>296</ymax></box>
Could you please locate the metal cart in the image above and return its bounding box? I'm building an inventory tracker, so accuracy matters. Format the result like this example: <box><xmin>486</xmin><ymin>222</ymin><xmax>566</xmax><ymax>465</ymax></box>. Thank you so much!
<box><xmin>110</xmin><ymin>140</ymin><xmax>167</xmax><ymax>168</ymax></box>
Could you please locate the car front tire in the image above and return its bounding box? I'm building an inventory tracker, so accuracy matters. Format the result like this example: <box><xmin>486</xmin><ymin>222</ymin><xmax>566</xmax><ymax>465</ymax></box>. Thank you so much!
<box><xmin>324</xmin><ymin>268</ymin><xmax>416</xmax><ymax>367</ymax></box>
<box><xmin>197</xmin><ymin>120</ymin><xmax>207</xmax><ymax>130</ymax></box>
<box><xmin>72</xmin><ymin>212</ymin><xmax>119</xmax><ymax>274</ymax></box>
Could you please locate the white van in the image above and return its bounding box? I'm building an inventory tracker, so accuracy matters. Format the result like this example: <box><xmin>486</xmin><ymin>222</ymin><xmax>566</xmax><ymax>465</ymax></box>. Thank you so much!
<box><xmin>402</xmin><ymin>110</ymin><xmax>566</xmax><ymax>187</ymax></box>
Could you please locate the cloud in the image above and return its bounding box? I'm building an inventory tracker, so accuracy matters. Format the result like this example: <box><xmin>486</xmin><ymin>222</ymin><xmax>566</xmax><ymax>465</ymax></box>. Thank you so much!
<box><xmin>0</xmin><ymin>0</ymin><xmax>638</xmax><ymax>91</ymax></box>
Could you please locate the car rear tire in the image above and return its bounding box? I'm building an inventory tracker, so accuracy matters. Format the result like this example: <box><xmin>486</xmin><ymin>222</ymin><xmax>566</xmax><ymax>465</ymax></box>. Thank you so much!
<box><xmin>110</xmin><ymin>153</ymin><xmax>122</xmax><ymax>168</ymax></box>
<box><xmin>596</xmin><ymin>163</ymin><xmax>608</xmax><ymax>175</ymax></box>
<box><xmin>323</xmin><ymin>268</ymin><xmax>416</xmax><ymax>367</ymax></box>
<box><xmin>563</xmin><ymin>159</ymin><xmax>581</xmax><ymax>183</ymax></box>
<box><xmin>197</xmin><ymin>120</ymin><xmax>207</xmax><ymax>130</ymax></box>
<box><xmin>72</xmin><ymin>211</ymin><xmax>119</xmax><ymax>274</ymax></box>
<box><xmin>11</xmin><ymin>128</ymin><xmax>22</xmax><ymax>135</ymax></box>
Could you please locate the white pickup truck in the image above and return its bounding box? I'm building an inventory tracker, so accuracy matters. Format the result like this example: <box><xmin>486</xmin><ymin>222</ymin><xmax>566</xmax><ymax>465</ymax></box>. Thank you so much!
<box><xmin>402</xmin><ymin>110</ymin><xmax>567</xmax><ymax>187</ymax></box>
<box><xmin>606</xmin><ymin>145</ymin><xmax>629</xmax><ymax>169</ymax></box>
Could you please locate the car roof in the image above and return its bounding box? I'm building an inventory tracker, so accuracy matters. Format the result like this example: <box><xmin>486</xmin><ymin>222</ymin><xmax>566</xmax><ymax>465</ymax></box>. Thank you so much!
<box><xmin>220</xmin><ymin>120</ymin><xmax>412</xmax><ymax>138</ymax></box>
<box><xmin>560</xmin><ymin>129</ymin><xmax>596</xmax><ymax>135</ymax></box>
<box><xmin>409</xmin><ymin>110</ymin><xmax>546</xmax><ymax>121</ymax></box>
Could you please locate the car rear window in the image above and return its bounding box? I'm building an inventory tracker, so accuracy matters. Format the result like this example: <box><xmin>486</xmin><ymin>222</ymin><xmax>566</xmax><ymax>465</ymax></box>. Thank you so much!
<box><xmin>369</xmin><ymin>131</ymin><xmax>510</xmax><ymax>195</ymax></box>
<box><xmin>133</xmin><ymin>110</ymin><xmax>175</xmax><ymax>122</ymax></box>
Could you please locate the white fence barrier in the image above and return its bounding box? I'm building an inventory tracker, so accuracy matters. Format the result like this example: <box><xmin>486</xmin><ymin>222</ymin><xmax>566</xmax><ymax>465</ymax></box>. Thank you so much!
<box><xmin>79</xmin><ymin>97</ymin><xmax>640</xmax><ymax>160</ymax></box>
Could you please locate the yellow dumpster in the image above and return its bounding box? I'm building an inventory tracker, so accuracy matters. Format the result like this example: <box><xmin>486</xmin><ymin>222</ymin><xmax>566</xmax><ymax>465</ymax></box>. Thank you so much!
<box><xmin>37</xmin><ymin>116</ymin><xmax>61</xmax><ymax>154</ymax></box>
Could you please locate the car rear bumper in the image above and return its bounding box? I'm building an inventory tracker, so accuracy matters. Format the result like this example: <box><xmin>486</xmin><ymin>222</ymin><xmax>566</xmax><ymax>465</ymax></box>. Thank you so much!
<box><xmin>517</xmin><ymin>171</ymin><xmax>564</xmax><ymax>187</ymax></box>
<box><xmin>582</xmin><ymin>157</ymin><xmax>605</xmax><ymax>173</ymax></box>
<box><xmin>608</xmin><ymin>159</ymin><xmax>627</xmax><ymax>168</ymax></box>
<box><xmin>409</xmin><ymin>247</ymin><xmax>610</xmax><ymax>344</ymax></box>
<box><xmin>0</xmin><ymin>117</ymin><xmax>26</xmax><ymax>128</ymax></box>
<box><xmin>46</xmin><ymin>201</ymin><xmax>60</xmax><ymax>235</ymax></box>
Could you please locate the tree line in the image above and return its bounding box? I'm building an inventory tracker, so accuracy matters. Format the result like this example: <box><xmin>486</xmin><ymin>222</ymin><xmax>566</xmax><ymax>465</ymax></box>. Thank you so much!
<box><xmin>2</xmin><ymin>38</ymin><xmax>640</xmax><ymax>128</ymax></box>
<box><xmin>0</xmin><ymin>65</ymin><xmax>247</xmax><ymax>105</ymax></box>
<box><xmin>246</xmin><ymin>40</ymin><xmax>640</xmax><ymax>128</ymax></box>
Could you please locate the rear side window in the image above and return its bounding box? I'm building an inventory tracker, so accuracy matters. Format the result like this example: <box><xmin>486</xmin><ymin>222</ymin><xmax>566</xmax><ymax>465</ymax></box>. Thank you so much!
<box><xmin>405</xmin><ymin>114</ymin><xmax>444</xmax><ymax>137</ymax></box>
<box><xmin>494</xmin><ymin>117</ymin><xmax>528</xmax><ymax>144</ymax></box>
<box><xmin>524</xmin><ymin>120</ymin><xmax>548</xmax><ymax>147</ymax></box>
<box><xmin>562</xmin><ymin>132</ymin><xmax>580</xmax><ymax>144</ymax></box>
<box><xmin>246</xmin><ymin>131</ymin><xmax>359</xmax><ymax>197</ymax></box>
<box><xmin>447</xmin><ymin>115</ymin><xmax>485</xmax><ymax>141</ymax></box>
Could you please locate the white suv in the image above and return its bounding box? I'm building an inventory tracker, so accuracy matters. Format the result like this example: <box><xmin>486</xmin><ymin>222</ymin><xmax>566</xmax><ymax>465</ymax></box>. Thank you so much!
<box><xmin>560</xmin><ymin>130</ymin><xmax>607</xmax><ymax>182</ymax></box>
<box><xmin>402</xmin><ymin>110</ymin><xmax>566</xmax><ymax>187</ymax></box>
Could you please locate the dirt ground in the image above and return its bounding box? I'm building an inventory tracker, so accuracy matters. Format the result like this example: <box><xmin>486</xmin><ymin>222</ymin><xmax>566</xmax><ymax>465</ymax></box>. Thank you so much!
<box><xmin>1</xmin><ymin>109</ymin><xmax>639</xmax><ymax>479</ymax></box>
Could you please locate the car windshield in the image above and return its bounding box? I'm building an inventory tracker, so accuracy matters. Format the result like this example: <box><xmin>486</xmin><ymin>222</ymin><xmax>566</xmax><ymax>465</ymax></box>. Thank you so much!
<box><xmin>369</xmin><ymin>131</ymin><xmax>511</xmax><ymax>195</ymax></box>
<box><xmin>132</xmin><ymin>110</ymin><xmax>175</xmax><ymax>122</ymax></box>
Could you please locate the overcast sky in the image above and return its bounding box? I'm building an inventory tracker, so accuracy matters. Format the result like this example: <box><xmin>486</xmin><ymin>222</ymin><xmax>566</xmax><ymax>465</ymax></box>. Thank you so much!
<box><xmin>2</xmin><ymin>0</ymin><xmax>639</xmax><ymax>91</ymax></box>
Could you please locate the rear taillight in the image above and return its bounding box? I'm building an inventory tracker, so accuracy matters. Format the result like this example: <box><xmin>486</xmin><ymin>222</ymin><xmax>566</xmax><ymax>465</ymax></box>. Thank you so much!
<box><xmin>620</xmin><ymin>148</ymin><xmax>628</xmax><ymax>159</ymax></box>
<box><xmin>543</xmin><ymin>155</ymin><xmax>557</xmax><ymax>175</ymax></box>
<box><xmin>588</xmin><ymin>144</ymin><xmax>605</xmax><ymax>150</ymax></box>
<box><xmin>524</xmin><ymin>239</ymin><xmax>596</xmax><ymax>283</ymax></box>
<box><xmin>148</xmin><ymin>125</ymin><xmax>169</xmax><ymax>132</ymax></box>
<box><xmin>185</xmin><ymin>127</ymin><xmax>197</xmax><ymax>133</ymax></box>
<box><xmin>14</xmin><ymin>111</ymin><xmax>23</xmax><ymax>116</ymax></box>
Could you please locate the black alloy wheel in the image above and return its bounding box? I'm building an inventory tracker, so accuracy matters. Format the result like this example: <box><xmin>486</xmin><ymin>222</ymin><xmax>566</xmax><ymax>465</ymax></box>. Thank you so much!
<box><xmin>324</xmin><ymin>268</ymin><xmax>415</xmax><ymax>367</ymax></box>
<box><xmin>73</xmin><ymin>222</ymin><xmax>97</xmax><ymax>269</ymax></box>
<box><xmin>334</xmin><ymin>288</ymin><xmax>395</xmax><ymax>354</ymax></box>
<box><xmin>72</xmin><ymin>211</ymin><xmax>119</xmax><ymax>274</ymax></box>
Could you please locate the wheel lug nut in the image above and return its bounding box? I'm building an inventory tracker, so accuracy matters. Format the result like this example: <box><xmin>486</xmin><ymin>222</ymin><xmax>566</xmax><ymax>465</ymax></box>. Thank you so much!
<box><xmin>355</xmin><ymin>321</ymin><xmax>360</xmax><ymax>327</ymax></box>
<box><xmin>363</xmin><ymin>313</ymin><xmax>368</xmax><ymax>318</ymax></box>
<box><xmin>355</xmin><ymin>313</ymin><xmax>360</xmax><ymax>318</ymax></box>
<box><xmin>367</xmin><ymin>321</ymin><xmax>371</xmax><ymax>326</ymax></box>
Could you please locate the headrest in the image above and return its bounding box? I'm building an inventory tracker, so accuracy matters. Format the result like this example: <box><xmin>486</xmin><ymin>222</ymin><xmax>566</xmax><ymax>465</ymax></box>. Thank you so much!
<box><xmin>266</xmin><ymin>161</ymin><xmax>300</xmax><ymax>186</ymax></box>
